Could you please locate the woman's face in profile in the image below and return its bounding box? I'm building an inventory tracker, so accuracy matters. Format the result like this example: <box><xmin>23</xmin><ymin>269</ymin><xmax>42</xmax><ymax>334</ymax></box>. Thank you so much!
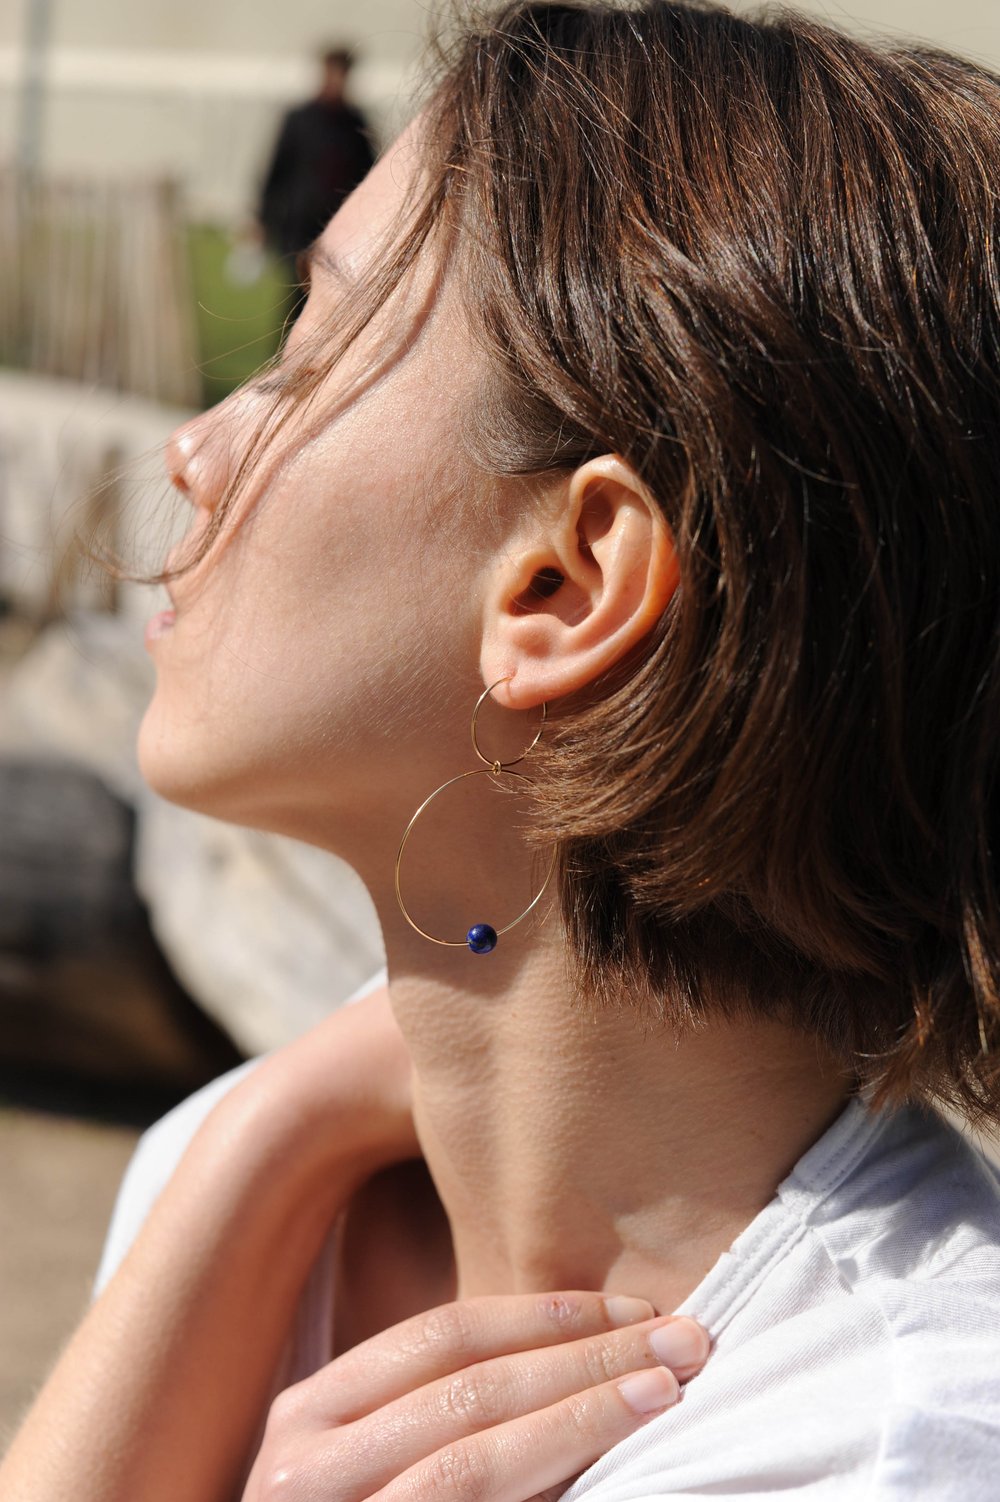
<box><xmin>139</xmin><ymin>128</ymin><xmax>490</xmax><ymax>839</ymax></box>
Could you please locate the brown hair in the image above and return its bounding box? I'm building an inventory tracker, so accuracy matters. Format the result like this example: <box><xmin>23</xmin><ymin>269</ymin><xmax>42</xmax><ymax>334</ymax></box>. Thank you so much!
<box><xmin>182</xmin><ymin>1</ymin><xmax>1000</xmax><ymax>1121</ymax></box>
<box><xmin>430</xmin><ymin>0</ymin><xmax>1000</xmax><ymax>1122</ymax></box>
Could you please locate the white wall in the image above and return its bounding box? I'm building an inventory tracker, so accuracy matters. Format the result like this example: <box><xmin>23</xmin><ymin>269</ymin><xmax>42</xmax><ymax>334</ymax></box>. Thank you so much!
<box><xmin>2</xmin><ymin>0</ymin><xmax>1000</xmax><ymax>220</ymax></box>
<box><xmin>745</xmin><ymin>0</ymin><xmax>1000</xmax><ymax>64</ymax></box>
<box><xmin>0</xmin><ymin>0</ymin><xmax>425</xmax><ymax>55</ymax></box>
<box><xmin>0</xmin><ymin>48</ymin><xmax>418</xmax><ymax>218</ymax></box>
<box><xmin>5</xmin><ymin>0</ymin><xmax>1000</xmax><ymax>60</ymax></box>
<box><xmin>0</xmin><ymin>0</ymin><xmax>431</xmax><ymax>218</ymax></box>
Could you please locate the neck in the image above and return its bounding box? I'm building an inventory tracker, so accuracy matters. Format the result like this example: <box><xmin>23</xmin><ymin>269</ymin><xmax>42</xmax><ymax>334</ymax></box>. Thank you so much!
<box><xmin>382</xmin><ymin>919</ymin><xmax>851</xmax><ymax>1314</ymax></box>
<box><xmin>268</xmin><ymin>728</ymin><xmax>851</xmax><ymax>1315</ymax></box>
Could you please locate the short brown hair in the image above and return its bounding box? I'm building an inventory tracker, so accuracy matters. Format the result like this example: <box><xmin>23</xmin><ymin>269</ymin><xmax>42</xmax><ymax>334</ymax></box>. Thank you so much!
<box><xmin>419</xmin><ymin>0</ymin><xmax>1000</xmax><ymax>1122</ymax></box>
<box><xmin>177</xmin><ymin>0</ymin><xmax>1000</xmax><ymax>1122</ymax></box>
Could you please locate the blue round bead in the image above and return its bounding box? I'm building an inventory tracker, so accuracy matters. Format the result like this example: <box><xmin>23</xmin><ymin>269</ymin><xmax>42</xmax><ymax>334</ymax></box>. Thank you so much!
<box><xmin>467</xmin><ymin>923</ymin><xmax>498</xmax><ymax>954</ymax></box>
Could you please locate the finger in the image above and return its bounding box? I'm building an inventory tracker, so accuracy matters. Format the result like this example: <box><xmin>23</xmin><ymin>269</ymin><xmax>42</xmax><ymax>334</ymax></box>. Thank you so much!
<box><xmin>306</xmin><ymin>1292</ymin><xmax>657</xmax><ymax>1421</ymax></box>
<box><xmin>375</xmin><ymin>1364</ymin><xmax>682</xmax><ymax>1502</ymax></box>
<box><xmin>333</xmin><ymin>1315</ymin><xmax>707</xmax><ymax>1490</ymax></box>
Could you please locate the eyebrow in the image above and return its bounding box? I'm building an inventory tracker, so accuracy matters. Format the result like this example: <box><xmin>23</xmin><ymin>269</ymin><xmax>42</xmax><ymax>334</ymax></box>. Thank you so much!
<box><xmin>295</xmin><ymin>242</ymin><xmax>352</xmax><ymax>291</ymax></box>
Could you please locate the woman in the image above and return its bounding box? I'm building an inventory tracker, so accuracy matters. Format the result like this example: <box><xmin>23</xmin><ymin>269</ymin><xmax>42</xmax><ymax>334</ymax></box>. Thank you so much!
<box><xmin>3</xmin><ymin>1</ymin><xmax>1000</xmax><ymax>1497</ymax></box>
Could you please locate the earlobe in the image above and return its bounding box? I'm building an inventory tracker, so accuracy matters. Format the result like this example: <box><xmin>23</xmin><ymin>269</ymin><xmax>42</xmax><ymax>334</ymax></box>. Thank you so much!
<box><xmin>481</xmin><ymin>455</ymin><xmax>679</xmax><ymax>710</ymax></box>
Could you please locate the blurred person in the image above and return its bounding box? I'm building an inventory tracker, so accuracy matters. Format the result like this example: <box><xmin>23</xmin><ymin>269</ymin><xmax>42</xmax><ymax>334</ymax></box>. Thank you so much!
<box><xmin>3</xmin><ymin>4</ymin><xmax>1000</xmax><ymax>1501</ymax></box>
<box><xmin>257</xmin><ymin>46</ymin><xmax>376</xmax><ymax>280</ymax></box>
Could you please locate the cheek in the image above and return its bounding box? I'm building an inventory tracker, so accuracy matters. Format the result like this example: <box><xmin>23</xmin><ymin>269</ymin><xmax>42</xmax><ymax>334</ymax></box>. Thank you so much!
<box><xmin>138</xmin><ymin>437</ymin><xmax>471</xmax><ymax>812</ymax></box>
<box><xmin>138</xmin><ymin>308</ymin><xmax>487</xmax><ymax>818</ymax></box>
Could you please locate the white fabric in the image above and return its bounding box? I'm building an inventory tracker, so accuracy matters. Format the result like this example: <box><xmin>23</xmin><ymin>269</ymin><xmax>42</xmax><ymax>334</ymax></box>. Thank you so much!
<box><xmin>94</xmin><ymin>1010</ymin><xmax>1000</xmax><ymax>1498</ymax></box>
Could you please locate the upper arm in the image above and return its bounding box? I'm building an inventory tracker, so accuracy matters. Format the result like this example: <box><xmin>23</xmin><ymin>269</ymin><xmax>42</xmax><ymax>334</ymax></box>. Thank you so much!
<box><xmin>92</xmin><ymin>1058</ymin><xmax>264</xmax><ymax>1297</ymax></box>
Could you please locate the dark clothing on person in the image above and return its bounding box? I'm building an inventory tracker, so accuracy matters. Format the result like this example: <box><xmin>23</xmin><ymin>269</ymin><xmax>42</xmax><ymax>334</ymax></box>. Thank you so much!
<box><xmin>259</xmin><ymin>99</ymin><xmax>375</xmax><ymax>259</ymax></box>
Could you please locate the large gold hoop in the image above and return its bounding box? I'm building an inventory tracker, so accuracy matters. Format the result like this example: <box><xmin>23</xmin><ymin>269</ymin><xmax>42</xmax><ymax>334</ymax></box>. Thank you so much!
<box><xmin>394</xmin><ymin>681</ymin><xmax>554</xmax><ymax>953</ymax></box>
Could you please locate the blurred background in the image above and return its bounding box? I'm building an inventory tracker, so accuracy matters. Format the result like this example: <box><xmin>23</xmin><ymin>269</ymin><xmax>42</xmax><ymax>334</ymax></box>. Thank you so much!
<box><xmin>2</xmin><ymin>0</ymin><xmax>1000</xmax><ymax>1448</ymax></box>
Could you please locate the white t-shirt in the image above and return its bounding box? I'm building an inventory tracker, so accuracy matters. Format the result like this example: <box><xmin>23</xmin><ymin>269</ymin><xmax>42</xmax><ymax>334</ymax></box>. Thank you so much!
<box><xmin>94</xmin><ymin>1018</ymin><xmax>1000</xmax><ymax>1498</ymax></box>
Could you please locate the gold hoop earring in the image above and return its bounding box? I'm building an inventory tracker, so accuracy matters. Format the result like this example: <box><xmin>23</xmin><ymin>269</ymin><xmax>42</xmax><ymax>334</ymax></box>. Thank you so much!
<box><xmin>394</xmin><ymin>680</ymin><xmax>556</xmax><ymax>954</ymax></box>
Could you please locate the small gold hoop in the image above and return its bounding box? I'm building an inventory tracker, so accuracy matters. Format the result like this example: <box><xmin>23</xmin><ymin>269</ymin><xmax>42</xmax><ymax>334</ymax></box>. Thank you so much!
<box><xmin>470</xmin><ymin>679</ymin><xmax>547</xmax><ymax>769</ymax></box>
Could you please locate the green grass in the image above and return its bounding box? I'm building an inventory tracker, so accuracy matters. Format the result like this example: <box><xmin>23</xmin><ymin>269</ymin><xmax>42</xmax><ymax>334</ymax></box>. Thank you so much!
<box><xmin>187</xmin><ymin>223</ymin><xmax>298</xmax><ymax>408</ymax></box>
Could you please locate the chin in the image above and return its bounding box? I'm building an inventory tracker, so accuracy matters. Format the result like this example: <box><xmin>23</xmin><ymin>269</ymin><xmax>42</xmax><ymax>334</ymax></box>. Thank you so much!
<box><xmin>137</xmin><ymin>698</ymin><xmax>253</xmax><ymax>824</ymax></box>
<box><xmin>137</xmin><ymin>711</ymin><xmax>214</xmax><ymax>815</ymax></box>
<box><xmin>136</xmin><ymin>697</ymin><xmax>329</xmax><ymax>844</ymax></box>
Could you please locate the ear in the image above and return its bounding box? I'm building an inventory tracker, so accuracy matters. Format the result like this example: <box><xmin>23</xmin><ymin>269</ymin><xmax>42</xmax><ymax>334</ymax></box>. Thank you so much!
<box><xmin>480</xmin><ymin>455</ymin><xmax>680</xmax><ymax>710</ymax></box>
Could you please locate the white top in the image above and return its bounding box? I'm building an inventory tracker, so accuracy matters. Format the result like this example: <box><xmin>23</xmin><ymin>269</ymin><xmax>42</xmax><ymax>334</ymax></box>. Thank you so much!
<box><xmin>94</xmin><ymin>1017</ymin><xmax>1000</xmax><ymax>1497</ymax></box>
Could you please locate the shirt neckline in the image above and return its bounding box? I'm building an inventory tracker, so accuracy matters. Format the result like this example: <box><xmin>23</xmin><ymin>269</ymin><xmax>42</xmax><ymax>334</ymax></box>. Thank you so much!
<box><xmin>672</xmin><ymin>1093</ymin><xmax>890</xmax><ymax>1335</ymax></box>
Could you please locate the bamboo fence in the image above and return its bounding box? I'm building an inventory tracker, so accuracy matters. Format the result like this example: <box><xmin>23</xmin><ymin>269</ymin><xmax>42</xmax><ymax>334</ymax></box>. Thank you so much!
<box><xmin>0</xmin><ymin>170</ymin><xmax>201</xmax><ymax>409</ymax></box>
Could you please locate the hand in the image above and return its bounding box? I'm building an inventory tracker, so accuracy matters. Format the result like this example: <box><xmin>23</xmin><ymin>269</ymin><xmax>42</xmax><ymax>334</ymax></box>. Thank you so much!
<box><xmin>241</xmin><ymin>1291</ymin><xmax>709</xmax><ymax>1502</ymax></box>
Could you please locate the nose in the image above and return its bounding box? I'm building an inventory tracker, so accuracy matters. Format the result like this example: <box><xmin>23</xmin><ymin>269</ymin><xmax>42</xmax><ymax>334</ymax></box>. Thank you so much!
<box><xmin>165</xmin><ymin>420</ymin><xmax>202</xmax><ymax>501</ymax></box>
<box><xmin>164</xmin><ymin>413</ymin><xmax>228</xmax><ymax>509</ymax></box>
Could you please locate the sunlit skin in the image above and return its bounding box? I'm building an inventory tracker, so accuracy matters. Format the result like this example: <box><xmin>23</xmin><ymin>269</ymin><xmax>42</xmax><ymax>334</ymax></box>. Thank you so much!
<box><xmin>139</xmin><ymin>122</ymin><xmax>852</xmax><ymax>1326</ymax></box>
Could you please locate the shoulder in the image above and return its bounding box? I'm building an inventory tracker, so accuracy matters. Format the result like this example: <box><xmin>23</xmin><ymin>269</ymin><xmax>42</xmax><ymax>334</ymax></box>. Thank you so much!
<box><xmin>826</xmin><ymin>1110</ymin><xmax>1000</xmax><ymax>1497</ymax></box>
<box><xmin>789</xmin><ymin>1106</ymin><xmax>1000</xmax><ymax>1497</ymax></box>
<box><xmin>92</xmin><ymin>1057</ymin><xmax>265</xmax><ymax>1296</ymax></box>
<box><xmin>93</xmin><ymin>969</ymin><xmax>389</xmax><ymax>1299</ymax></box>
<box><xmin>804</xmin><ymin>1105</ymin><xmax>1000</xmax><ymax>1398</ymax></box>
<box><xmin>564</xmin><ymin>1104</ymin><xmax>1000</xmax><ymax>1500</ymax></box>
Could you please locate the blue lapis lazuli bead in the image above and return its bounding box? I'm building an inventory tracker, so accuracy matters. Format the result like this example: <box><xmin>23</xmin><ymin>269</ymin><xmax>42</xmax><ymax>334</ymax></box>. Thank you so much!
<box><xmin>467</xmin><ymin>923</ymin><xmax>498</xmax><ymax>954</ymax></box>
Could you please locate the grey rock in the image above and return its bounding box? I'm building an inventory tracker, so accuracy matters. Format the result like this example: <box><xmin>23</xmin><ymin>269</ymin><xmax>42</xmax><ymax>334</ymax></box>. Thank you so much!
<box><xmin>1</xmin><ymin>613</ymin><xmax>385</xmax><ymax>1055</ymax></box>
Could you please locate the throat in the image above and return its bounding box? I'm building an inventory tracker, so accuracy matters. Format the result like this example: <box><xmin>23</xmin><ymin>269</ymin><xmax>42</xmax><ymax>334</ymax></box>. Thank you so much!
<box><xmin>442</xmin><ymin>1172</ymin><xmax>763</xmax><ymax>1314</ymax></box>
<box><xmin>380</xmin><ymin>953</ymin><xmax>853</xmax><ymax>1325</ymax></box>
<box><xmin>405</xmin><ymin>1016</ymin><xmax>853</xmax><ymax>1315</ymax></box>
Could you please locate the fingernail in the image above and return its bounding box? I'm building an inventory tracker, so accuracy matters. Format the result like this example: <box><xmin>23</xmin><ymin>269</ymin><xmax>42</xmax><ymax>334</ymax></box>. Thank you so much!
<box><xmin>604</xmin><ymin>1296</ymin><xmax>656</xmax><ymax>1327</ymax></box>
<box><xmin>618</xmin><ymin>1367</ymin><xmax>679</xmax><ymax>1415</ymax></box>
<box><xmin>648</xmin><ymin>1319</ymin><xmax>710</xmax><ymax>1370</ymax></box>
